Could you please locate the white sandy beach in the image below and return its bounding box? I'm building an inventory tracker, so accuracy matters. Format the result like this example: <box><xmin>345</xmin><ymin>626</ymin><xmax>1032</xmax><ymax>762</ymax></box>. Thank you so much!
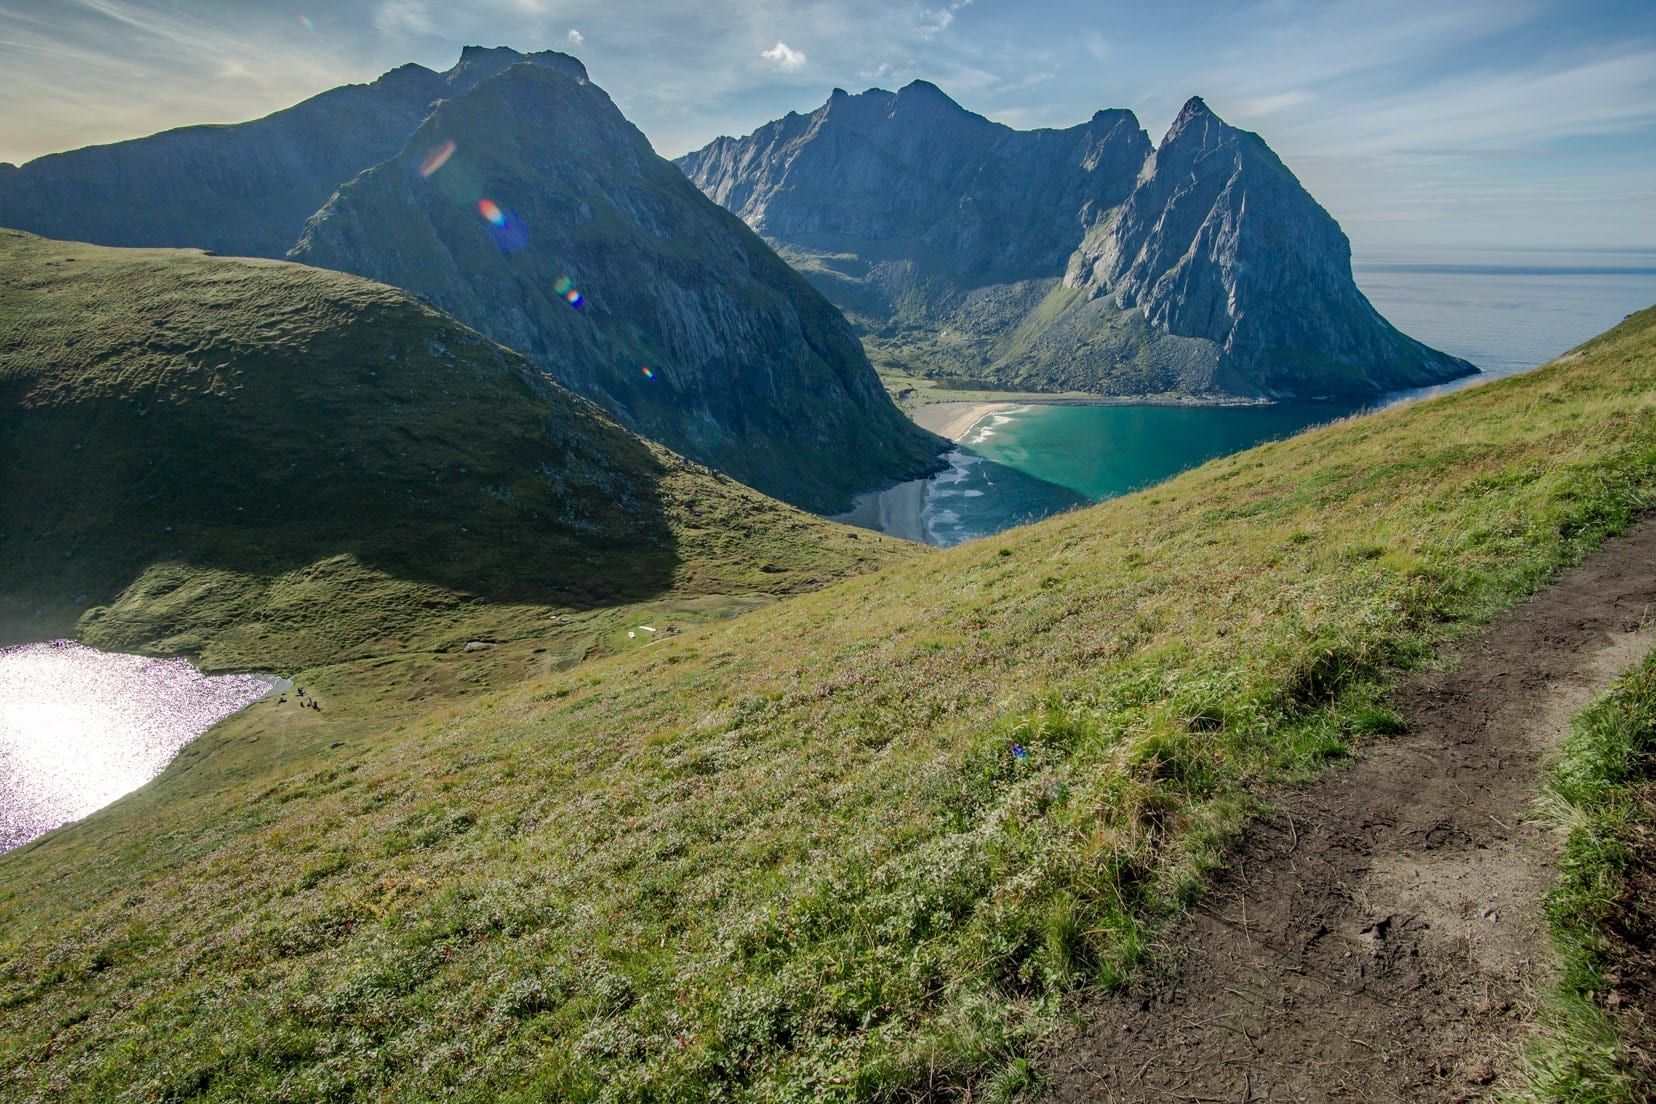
<box><xmin>910</xmin><ymin>401</ymin><xmax>1020</xmax><ymax>442</ymax></box>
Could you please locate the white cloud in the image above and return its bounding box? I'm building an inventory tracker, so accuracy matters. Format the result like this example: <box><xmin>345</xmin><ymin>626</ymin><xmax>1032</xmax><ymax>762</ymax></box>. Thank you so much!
<box><xmin>568</xmin><ymin>28</ymin><xmax>584</xmax><ymax>45</ymax></box>
<box><xmin>761</xmin><ymin>41</ymin><xmax>807</xmax><ymax>72</ymax></box>
<box><xmin>1294</xmin><ymin>47</ymin><xmax>1656</xmax><ymax>157</ymax></box>
<box><xmin>918</xmin><ymin>0</ymin><xmax>970</xmax><ymax>39</ymax></box>
<box><xmin>373</xmin><ymin>0</ymin><xmax>434</xmax><ymax>37</ymax></box>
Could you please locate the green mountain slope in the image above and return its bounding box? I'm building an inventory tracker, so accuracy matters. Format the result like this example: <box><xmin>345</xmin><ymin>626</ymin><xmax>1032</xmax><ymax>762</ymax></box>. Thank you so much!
<box><xmin>2</xmin><ymin>300</ymin><xmax>1652</xmax><ymax>1101</ymax></box>
<box><xmin>0</xmin><ymin>229</ymin><xmax>916</xmax><ymax>671</ymax></box>
<box><xmin>1</xmin><ymin>48</ymin><xmax>943</xmax><ymax>515</ymax></box>
<box><xmin>290</xmin><ymin>56</ymin><xmax>939</xmax><ymax>513</ymax></box>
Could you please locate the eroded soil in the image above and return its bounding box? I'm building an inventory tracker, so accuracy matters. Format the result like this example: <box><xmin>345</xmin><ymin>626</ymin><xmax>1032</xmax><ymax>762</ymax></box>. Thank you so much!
<box><xmin>1040</xmin><ymin>519</ymin><xmax>1656</xmax><ymax>1102</ymax></box>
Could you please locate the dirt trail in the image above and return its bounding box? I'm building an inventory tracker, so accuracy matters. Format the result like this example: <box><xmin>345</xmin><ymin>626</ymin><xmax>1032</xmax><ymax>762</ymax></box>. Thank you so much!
<box><xmin>1040</xmin><ymin>519</ymin><xmax>1656</xmax><ymax>1103</ymax></box>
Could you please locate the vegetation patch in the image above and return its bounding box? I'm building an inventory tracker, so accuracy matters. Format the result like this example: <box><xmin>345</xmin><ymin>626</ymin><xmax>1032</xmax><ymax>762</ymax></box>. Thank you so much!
<box><xmin>1517</xmin><ymin>654</ymin><xmax>1656</xmax><ymax>1101</ymax></box>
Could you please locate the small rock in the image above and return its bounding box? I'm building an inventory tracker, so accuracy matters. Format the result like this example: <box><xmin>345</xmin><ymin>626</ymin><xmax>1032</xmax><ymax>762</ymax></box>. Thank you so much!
<box><xmin>462</xmin><ymin>641</ymin><xmax>492</xmax><ymax>652</ymax></box>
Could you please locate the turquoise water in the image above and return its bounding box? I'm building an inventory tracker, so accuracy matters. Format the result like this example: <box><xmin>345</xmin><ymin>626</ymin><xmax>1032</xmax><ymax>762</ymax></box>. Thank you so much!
<box><xmin>926</xmin><ymin>402</ymin><xmax>1361</xmax><ymax>545</ymax></box>
<box><xmin>960</xmin><ymin>402</ymin><xmax>1363</xmax><ymax>500</ymax></box>
<box><xmin>905</xmin><ymin>248</ymin><xmax>1656</xmax><ymax>547</ymax></box>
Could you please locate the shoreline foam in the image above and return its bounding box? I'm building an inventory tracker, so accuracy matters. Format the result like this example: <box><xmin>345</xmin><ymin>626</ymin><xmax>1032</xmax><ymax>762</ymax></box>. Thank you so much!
<box><xmin>911</xmin><ymin>401</ymin><xmax>1021</xmax><ymax>442</ymax></box>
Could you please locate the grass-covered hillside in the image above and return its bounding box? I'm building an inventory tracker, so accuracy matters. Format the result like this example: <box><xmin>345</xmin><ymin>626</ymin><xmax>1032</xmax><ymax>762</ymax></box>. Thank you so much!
<box><xmin>1519</xmin><ymin>654</ymin><xmax>1656</xmax><ymax>1100</ymax></box>
<box><xmin>2</xmin><ymin>291</ymin><xmax>1653</xmax><ymax>1101</ymax></box>
<box><xmin>0</xmin><ymin>229</ymin><xmax>916</xmax><ymax>671</ymax></box>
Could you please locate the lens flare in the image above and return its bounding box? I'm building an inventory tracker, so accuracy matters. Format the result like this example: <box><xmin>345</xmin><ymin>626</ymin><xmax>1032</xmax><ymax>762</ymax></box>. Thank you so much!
<box><xmin>297</xmin><ymin>13</ymin><xmax>315</xmax><ymax>31</ymax></box>
<box><xmin>419</xmin><ymin>139</ymin><xmax>456</xmax><ymax>178</ymax></box>
<box><xmin>553</xmin><ymin>276</ymin><xmax>583</xmax><ymax>308</ymax></box>
<box><xmin>641</xmin><ymin>366</ymin><xmax>655</xmax><ymax>379</ymax></box>
<box><xmin>478</xmin><ymin>202</ymin><xmax>529</xmax><ymax>251</ymax></box>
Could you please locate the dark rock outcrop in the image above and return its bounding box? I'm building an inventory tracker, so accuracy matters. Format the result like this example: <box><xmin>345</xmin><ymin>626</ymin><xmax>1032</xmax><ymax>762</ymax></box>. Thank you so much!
<box><xmin>680</xmin><ymin>87</ymin><xmax>1476</xmax><ymax>400</ymax></box>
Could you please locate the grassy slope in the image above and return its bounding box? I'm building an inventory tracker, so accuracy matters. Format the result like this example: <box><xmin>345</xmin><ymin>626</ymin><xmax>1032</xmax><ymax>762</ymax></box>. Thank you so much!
<box><xmin>1</xmin><ymin>297</ymin><xmax>1654</xmax><ymax>1101</ymax></box>
<box><xmin>0</xmin><ymin>229</ymin><xmax>916</xmax><ymax>672</ymax></box>
<box><xmin>1518</xmin><ymin>655</ymin><xmax>1656</xmax><ymax>1101</ymax></box>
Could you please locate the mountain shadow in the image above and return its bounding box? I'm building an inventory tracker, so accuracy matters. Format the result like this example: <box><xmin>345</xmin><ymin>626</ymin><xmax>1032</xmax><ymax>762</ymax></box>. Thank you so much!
<box><xmin>0</xmin><ymin>231</ymin><xmax>911</xmax><ymax>668</ymax></box>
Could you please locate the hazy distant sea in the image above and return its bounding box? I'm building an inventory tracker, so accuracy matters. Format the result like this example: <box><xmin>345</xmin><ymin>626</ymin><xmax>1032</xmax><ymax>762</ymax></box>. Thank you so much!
<box><xmin>911</xmin><ymin>248</ymin><xmax>1656</xmax><ymax>546</ymax></box>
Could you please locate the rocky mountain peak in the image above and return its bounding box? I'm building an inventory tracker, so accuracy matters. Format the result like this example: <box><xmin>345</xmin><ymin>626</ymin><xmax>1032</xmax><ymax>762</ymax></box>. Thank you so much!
<box><xmin>682</xmin><ymin>87</ymin><xmax>1474</xmax><ymax>401</ymax></box>
<box><xmin>1158</xmin><ymin>95</ymin><xmax>1232</xmax><ymax>156</ymax></box>
<box><xmin>1090</xmin><ymin>107</ymin><xmax>1138</xmax><ymax>127</ymax></box>
<box><xmin>896</xmin><ymin>79</ymin><xmax>953</xmax><ymax>105</ymax></box>
<box><xmin>445</xmin><ymin>46</ymin><xmax>588</xmax><ymax>93</ymax></box>
<box><xmin>377</xmin><ymin>61</ymin><xmax>442</xmax><ymax>91</ymax></box>
<box><xmin>1173</xmin><ymin>95</ymin><xmax>1213</xmax><ymax>126</ymax></box>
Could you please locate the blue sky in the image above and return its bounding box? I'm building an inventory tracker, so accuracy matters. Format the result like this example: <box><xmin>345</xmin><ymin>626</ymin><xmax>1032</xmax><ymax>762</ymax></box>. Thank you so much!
<box><xmin>2</xmin><ymin>0</ymin><xmax>1654</xmax><ymax>253</ymax></box>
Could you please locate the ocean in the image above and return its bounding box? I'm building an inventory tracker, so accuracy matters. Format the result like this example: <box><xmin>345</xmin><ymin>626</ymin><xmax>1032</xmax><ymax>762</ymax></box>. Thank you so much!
<box><xmin>889</xmin><ymin>249</ymin><xmax>1656</xmax><ymax>547</ymax></box>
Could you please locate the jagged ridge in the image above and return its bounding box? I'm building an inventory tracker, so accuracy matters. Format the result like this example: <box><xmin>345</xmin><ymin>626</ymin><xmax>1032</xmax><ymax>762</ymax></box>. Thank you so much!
<box><xmin>680</xmin><ymin>86</ymin><xmax>1476</xmax><ymax>400</ymax></box>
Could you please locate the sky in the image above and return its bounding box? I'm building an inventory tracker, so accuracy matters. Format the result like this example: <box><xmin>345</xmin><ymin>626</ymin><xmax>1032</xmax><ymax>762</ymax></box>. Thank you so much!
<box><xmin>2</xmin><ymin>0</ymin><xmax>1654</xmax><ymax>254</ymax></box>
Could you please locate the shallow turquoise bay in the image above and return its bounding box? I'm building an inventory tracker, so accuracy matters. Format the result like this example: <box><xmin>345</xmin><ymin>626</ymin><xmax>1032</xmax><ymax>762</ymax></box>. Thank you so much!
<box><xmin>897</xmin><ymin>247</ymin><xmax>1656</xmax><ymax>547</ymax></box>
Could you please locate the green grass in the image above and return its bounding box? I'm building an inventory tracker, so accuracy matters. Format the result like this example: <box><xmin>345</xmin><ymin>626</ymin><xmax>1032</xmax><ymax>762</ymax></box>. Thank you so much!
<box><xmin>1513</xmin><ymin>655</ymin><xmax>1656</xmax><ymax>1102</ymax></box>
<box><xmin>0</xmin><ymin>229</ymin><xmax>917</xmax><ymax>671</ymax></box>
<box><xmin>2</xmin><ymin>283</ymin><xmax>1655</xmax><ymax>1101</ymax></box>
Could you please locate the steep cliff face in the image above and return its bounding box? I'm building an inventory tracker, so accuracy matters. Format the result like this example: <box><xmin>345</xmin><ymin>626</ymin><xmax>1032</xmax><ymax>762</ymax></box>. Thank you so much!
<box><xmin>1069</xmin><ymin>98</ymin><xmax>1471</xmax><ymax>396</ymax></box>
<box><xmin>682</xmin><ymin>82</ymin><xmax>1150</xmax><ymax>285</ymax></box>
<box><xmin>289</xmin><ymin>58</ymin><xmax>935</xmax><ymax>511</ymax></box>
<box><xmin>681</xmin><ymin>89</ymin><xmax>1476</xmax><ymax>400</ymax></box>
<box><xmin>0</xmin><ymin>48</ymin><xmax>936</xmax><ymax>511</ymax></box>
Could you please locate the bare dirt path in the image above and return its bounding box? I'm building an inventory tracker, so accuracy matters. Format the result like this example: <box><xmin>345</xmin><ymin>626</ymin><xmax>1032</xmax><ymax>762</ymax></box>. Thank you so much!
<box><xmin>1039</xmin><ymin>518</ymin><xmax>1656</xmax><ymax>1103</ymax></box>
